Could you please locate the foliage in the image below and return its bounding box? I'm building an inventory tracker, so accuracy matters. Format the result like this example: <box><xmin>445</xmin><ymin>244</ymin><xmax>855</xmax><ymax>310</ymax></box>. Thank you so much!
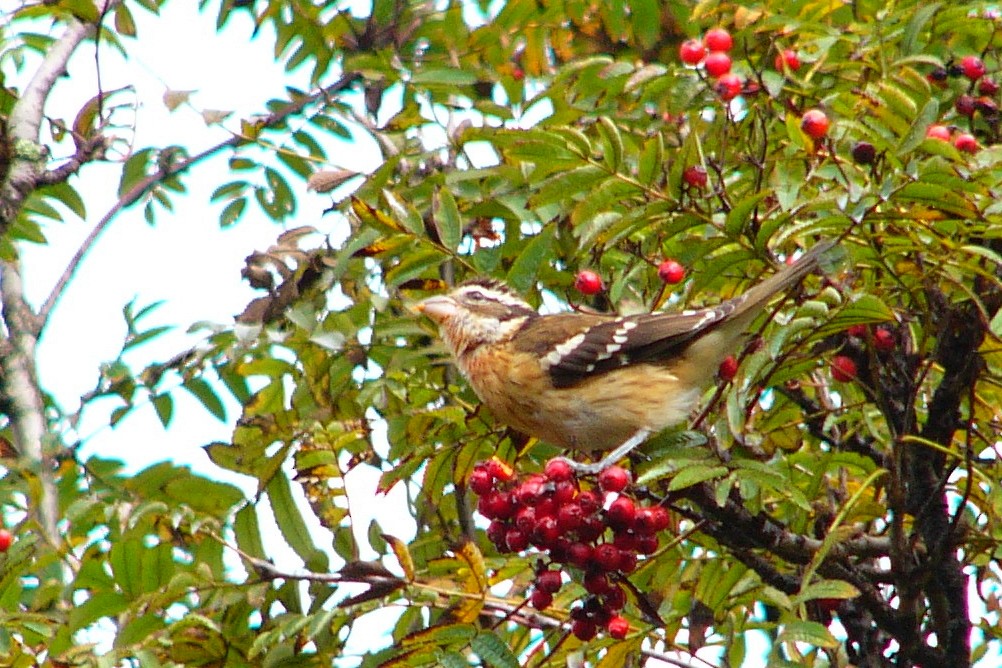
<box><xmin>3</xmin><ymin>0</ymin><xmax>1002</xmax><ymax>666</ymax></box>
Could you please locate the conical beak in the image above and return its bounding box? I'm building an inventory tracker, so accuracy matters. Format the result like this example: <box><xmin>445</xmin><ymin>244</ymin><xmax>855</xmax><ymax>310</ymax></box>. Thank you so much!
<box><xmin>415</xmin><ymin>295</ymin><xmax>457</xmax><ymax>324</ymax></box>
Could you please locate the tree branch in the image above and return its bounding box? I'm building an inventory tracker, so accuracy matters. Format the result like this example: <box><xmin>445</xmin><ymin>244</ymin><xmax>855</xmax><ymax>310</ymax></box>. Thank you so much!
<box><xmin>0</xmin><ymin>260</ymin><xmax>60</xmax><ymax>546</ymax></box>
<box><xmin>0</xmin><ymin>9</ymin><xmax>103</xmax><ymax>235</ymax></box>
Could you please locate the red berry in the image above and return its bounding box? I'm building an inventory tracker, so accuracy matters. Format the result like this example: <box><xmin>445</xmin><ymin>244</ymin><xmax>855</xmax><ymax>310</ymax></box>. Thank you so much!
<box><xmin>468</xmin><ymin>468</ymin><xmax>494</xmax><ymax>495</ymax></box>
<box><xmin>552</xmin><ymin>479</ymin><xmax>578</xmax><ymax>504</ymax></box>
<box><xmin>536</xmin><ymin>569</ymin><xmax>564</xmax><ymax>593</ymax></box>
<box><xmin>512</xmin><ymin>66</ymin><xmax>525</xmax><ymax>81</ymax></box>
<box><xmin>612</xmin><ymin>530</ymin><xmax>637</xmax><ymax>551</ymax></box>
<box><xmin>505</xmin><ymin>527</ymin><xmax>530</xmax><ymax>552</ymax></box>
<box><xmin>530</xmin><ymin>589</ymin><xmax>553</xmax><ymax>610</ymax></box>
<box><xmin>658</xmin><ymin>259</ymin><xmax>686</xmax><ymax>284</ymax></box>
<box><xmin>873</xmin><ymin>327</ymin><xmax>896</xmax><ymax>352</ymax></box>
<box><xmin>703</xmin><ymin>51</ymin><xmax>732</xmax><ymax>77</ymax></box>
<box><xmin>532</xmin><ymin>516</ymin><xmax>561</xmax><ymax>548</ymax></box>
<box><xmin>679</xmin><ymin>39</ymin><xmax>707</xmax><ymax>65</ymax></box>
<box><xmin>801</xmin><ymin>109</ymin><xmax>830</xmax><ymax>139</ymax></box>
<box><xmin>607</xmin><ymin>615</ymin><xmax>630</xmax><ymax>639</ymax></box>
<box><xmin>831</xmin><ymin>355</ymin><xmax>858</xmax><ymax>382</ymax></box>
<box><xmin>633</xmin><ymin>533</ymin><xmax>659</xmax><ymax>555</ymax></box>
<box><xmin>594</xmin><ymin>543</ymin><xmax>623</xmax><ymax>571</ymax></box>
<box><xmin>703</xmin><ymin>28</ymin><xmax>733</xmax><ymax>52</ymax></box>
<box><xmin>926</xmin><ymin>124</ymin><xmax>951</xmax><ymax>141</ymax></box>
<box><xmin>557</xmin><ymin>502</ymin><xmax>586</xmax><ymax>532</ymax></box>
<box><xmin>714</xmin><ymin>73</ymin><xmax>743</xmax><ymax>100</ymax></box>
<box><xmin>485</xmin><ymin>458</ymin><xmax>514</xmax><ymax>482</ymax></box>
<box><xmin>979</xmin><ymin>78</ymin><xmax>999</xmax><ymax>95</ymax></box>
<box><xmin>774</xmin><ymin>49</ymin><xmax>801</xmax><ymax>72</ymax></box>
<box><xmin>568</xmin><ymin>542</ymin><xmax>593</xmax><ymax>568</ymax></box>
<box><xmin>846</xmin><ymin>324</ymin><xmax>868</xmax><ymax>338</ymax></box>
<box><xmin>607</xmin><ymin>497</ymin><xmax>636</xmax><ymax>530</ymax></box>
<box><xmin>956</xmin><ymin>94</ymin><xmax>977</xmax><ymax>117</ymax></box>
<box><xmin>487</xmin><ymin>520</ymin><xmax>509</xmax><ymax>548</ymax></box>
<box><xmin>514</xmin><ymin>476</ymin><xmax>544</xmax><ymax>506</ymax></box>
<box><xmin>954</xmin><ymin>132</ymin><xmax>978</xmax><ymax>153</ymax></box>
<box><xmin>584</xmin><ymin>571</ymin><xmax>612</xmax><ymax>596</ymax></box>
<box><xmin>604</xmin><ymin>585</ymin><xmax>627</xmax><ymax>611</ymax></box>
<box><xmin>544</xmin><ymin>458</ymin><xmax>575</xmax><ymax>482</ymax></box>
<box><xmin>0</xmin><ymin>529</ymin><xmax>13</xmax><ymax>553</ymax></box>
<box><xmin>572</xmin><ymin>618</ymin><xmax>598</xmax><ymax>641</ymax></box>
<box><xmin>478</xmin><ymin>490</ymin><xmax>515</xmax><ymax>519</ymax></box>
<box><xmin>960</xmin><ymin>55</ymin><xmax>987</xmax><ymax>81</ymax></box>
<box><xmin>598</xmin><ymin>466</ymin><xmax>631</xmax><ymax>493</ymax></box>
<box><xmin>514</xmin><ymin>506</ymin><xmax>537</xmax><ymax>532</ymax></box>
<box><xmin>578</xmin><ymin>515</ymin><xmax>605</xmax><ymax>542</ymax></box>
<box><xmin>618</xmin><ymin>550</ymin><xmax>638</xmax><ymax>573</ymax></box>
<box><xmin>577</xmin><ymin>490</ymin><xmax>601</xmax><ymax>513</ymax></box>
<box><xmin>718</xmin><ymin>354</ymin><xmax>739</xmax><ymax>382</ymax></box>
<box><xmin>574</xmin><ymin>270</ymin><xmax>603</xmax><ymax>295</ymax></box>
<box><xmin>682</xmin><ymin>165</ymin><xmax>708</xmax><ymax>188</ymax></box>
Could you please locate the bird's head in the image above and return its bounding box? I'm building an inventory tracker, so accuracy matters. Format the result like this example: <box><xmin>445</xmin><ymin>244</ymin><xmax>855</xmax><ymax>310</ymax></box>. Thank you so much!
<box><xmin>417</xmin><ymin>279</ymin><xmax>536</xmax><ymax>356</ymax></box>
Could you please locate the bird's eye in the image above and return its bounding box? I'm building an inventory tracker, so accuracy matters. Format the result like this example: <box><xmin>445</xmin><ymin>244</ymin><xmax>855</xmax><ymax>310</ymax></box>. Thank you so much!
<box><xmin>466</xmin><ymin>290</ymin><xmax>485</xmax><ymax>301</ymax></box>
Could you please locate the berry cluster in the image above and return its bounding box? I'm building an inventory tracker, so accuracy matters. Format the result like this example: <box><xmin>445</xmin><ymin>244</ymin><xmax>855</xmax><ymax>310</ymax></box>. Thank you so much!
<box><xmin>470</xmin><ymin>457</ymin><xmax>671</xmax><ymax>641</ymax></box>
<box><xmin>830</xmin><ymin>324</ymin><xmax>898</xmax><ymax>382</ymax></box>
<box><xmin>678</xmin><ymin>27</ymin><xmax>743</xmax><ymax>101</ymax></box>
<box><xmin>923</xmin><ymin>53</ymin><xmax>1000</xmax><ymax>155</ymax></box>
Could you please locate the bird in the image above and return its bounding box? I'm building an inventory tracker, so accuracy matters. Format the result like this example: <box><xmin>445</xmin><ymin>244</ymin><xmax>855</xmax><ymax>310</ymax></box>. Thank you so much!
<box><xmin>417</xmin><ymin>241</ymin><xmax>835</xmax><ymax>471</ymax></box>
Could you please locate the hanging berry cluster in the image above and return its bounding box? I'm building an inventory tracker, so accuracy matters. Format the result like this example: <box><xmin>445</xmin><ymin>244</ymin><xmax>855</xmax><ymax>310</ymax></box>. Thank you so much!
<box><xmin>469</xmin><ymin>457</ymin><xmax>671</xmax><ymax>641</ymax></box>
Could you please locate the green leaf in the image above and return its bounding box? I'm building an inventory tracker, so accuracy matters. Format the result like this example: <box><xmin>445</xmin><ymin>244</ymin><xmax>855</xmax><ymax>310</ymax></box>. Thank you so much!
<box><xmin>794</xmin><ymin>579</ymin><xmax>860</xmax><ymax>605</ymax></box>
<box><xmin>266</xmin><ymin>471</ymin><xmax>323</xmax><ymax>564</ymax></box>
<box><xmin>902</xmin><ymin>2</ymin><xmax>942</xmax><ymax>54</ymax></box>
<box><xmin>182</xmin><ymin>377</ymin><xmax>226</xmax><ymax>421</ymax></box>
<box><xmin>667</xmin><ymin>465</ymin><xmax>729</xmax><ymax>492</ymax></box>
<box><xmin>433</xmin><ymin>188</ymin><xmax>462</xmax><ymax>251</ymax></box>
<box><xmin>471</xmin><ymin>631</ymin><xmax>519</xmax><ymax>668</ymax></box>
<box><xmin>725</xmin><ymin>191</ymin><xmax>770</xmax><ymax>236</ymax></box>
<box><xmin>410</xmin><ymin>68</ymin><xmax>479</xmax><ymax>86</ymax></box>
<box><xmin>234</xmin><ymin>505</ymin><xmax>267</xmax><ymax>565</ymax></box>
<box><xmin>506</xmin><ymin>225</ymin><xmax>556</xmax><ymax>294</ymax></box>
<box><xmin>382</xmin><ymin>189</ymin><xmax>424</xmax><ymax>235</ymax></box>
<box><xmin>896</xmin><ymin>99</ymin><xmax>940</xmax><ymax>156</ymax></box>
<box><xmin>596</xmin><ymin>116</ymin><xmax>624</xmax><ymax>171</ymax></box>
<box><xmin>777</xmin><ymin>619</ymin><xmax>839</xmax><ymax>649</ymax></box>
<box><xmin>151</xmin><ymin>393</ymin><xmax>173</xmax><ymax>427</ymax></box>
<box><xmin>219</xmin><ymin>197</ymin><xmax>246</xmax><ymax>227</ymax></box>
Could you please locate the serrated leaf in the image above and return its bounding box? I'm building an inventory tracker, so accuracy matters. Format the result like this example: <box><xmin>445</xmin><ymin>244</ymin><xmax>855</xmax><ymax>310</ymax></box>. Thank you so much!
<box><xmin>266</xmin><ymin>471</ymin><xmax>322</xmax><ymax>564</ymax></box>
<box><xmin>471</xmin><ymin>632</ymin><xmax>519</xmax><ymax>668</ymax></box>
<box><xmin>667</xmin><ymin>465</ymin><xmax>729</xmax><ymax>491</ymax></box>
<box><xmin>182</xmin><ymin>377</ymin><xmax>226</xmax><ymax>421</ymax></box>
<box><xmin>410</xmin><ymin>68</ymin><xmax>478</xmax><ymax>85</ymax></box>
<box><xmin>219</xmin><ymin>197</ymin><xmax>246</xmax><ymax>227</ymax></box>
<box><xmin>233</xmin><ymin>505</ymin><xmax>267</xmax><ymax>565</ymax></box>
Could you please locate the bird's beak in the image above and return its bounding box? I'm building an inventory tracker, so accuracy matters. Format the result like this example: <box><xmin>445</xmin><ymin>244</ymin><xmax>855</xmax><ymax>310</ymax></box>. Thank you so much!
<box><xmin>415</xmin><ymin>295</ymin><xmax>457</xmax><ymax>324</ymax></box>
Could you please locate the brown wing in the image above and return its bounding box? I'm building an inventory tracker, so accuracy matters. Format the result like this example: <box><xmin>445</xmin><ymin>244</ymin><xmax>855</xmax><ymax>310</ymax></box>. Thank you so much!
<box><xmin>513</xmin><ymin>305</ymin><xmax>737</xmax><ymax>388</ymax></box>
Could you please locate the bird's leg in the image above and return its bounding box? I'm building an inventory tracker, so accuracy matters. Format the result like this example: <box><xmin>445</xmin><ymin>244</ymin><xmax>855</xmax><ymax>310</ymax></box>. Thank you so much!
<box><xmin>563</xmin><ymin>428</ymin><xmax>652</xmax><ymax>475</ymax></box>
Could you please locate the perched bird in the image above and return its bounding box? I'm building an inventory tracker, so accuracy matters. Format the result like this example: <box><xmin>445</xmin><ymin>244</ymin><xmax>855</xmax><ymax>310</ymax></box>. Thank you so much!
<box><xmin>418</xmin><ymin>242</ymin><xmax>834</xmax><ymax>469</ymax></box>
